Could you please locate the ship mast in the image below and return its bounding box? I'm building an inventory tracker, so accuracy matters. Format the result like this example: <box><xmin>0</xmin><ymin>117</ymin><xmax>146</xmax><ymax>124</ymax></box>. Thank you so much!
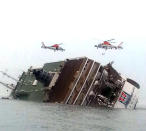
<box><xmin>0</xmin><ymin>71</ymin><xmax>18</xmax><ymax>82</ymax></box>
<box><xmin>0</xmin><ymin>81</ymin><xmax>15</xmax><ymax>90</ymax></box>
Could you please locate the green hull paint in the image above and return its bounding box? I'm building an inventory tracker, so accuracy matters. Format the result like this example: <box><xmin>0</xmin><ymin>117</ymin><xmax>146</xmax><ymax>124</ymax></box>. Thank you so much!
<box><xmin>12</xmin><ymin>61</ymin><xmax>63</xmax><ymax>102</ymax></box>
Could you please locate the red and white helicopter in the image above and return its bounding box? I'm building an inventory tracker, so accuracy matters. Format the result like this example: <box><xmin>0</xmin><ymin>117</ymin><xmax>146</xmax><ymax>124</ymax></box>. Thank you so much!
<box><xmin>41</xmin><ymin>42</ymin><xmax>65</xmax><ymax>52</ymax></box>
<box><xmin>94</xmin><ymin>39</ymin><xmax>123</xmax><ymax>50</ymax></box>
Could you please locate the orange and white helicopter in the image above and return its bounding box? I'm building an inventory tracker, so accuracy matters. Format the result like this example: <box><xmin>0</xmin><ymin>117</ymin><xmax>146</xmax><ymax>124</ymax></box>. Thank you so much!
<box><xmin>94</xmin><ymin>39</ymin><xmax>123</xmax><ymax>50</ymax></box>
<box><xmin>41</xmin><ymin>42</ymin><xmax>65</xmax><ymax>52</ymax></box>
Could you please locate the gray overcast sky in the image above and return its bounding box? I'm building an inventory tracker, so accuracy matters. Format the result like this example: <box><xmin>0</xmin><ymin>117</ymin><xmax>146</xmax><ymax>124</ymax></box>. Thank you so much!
<box><xmin>0</xmin><ymin>0</ymin><xmax>146</xmax><ymax>106</ymax></box>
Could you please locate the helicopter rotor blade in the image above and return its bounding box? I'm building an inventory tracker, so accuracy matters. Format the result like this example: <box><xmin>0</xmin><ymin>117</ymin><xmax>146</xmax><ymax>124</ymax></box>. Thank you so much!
<box><xmin>58</xmin><ymin>43</ymin><xmax>63</xmax><ymax>45</ymax></box>
<box><xmin>107</xmin><ymin>39</ymin><xmax>115</xmax><ymax>41</ymax></box>
<box><xmin>110</xmin><ymin>41</ymin><xmax>116</xmax><ymax>43</ymax></box>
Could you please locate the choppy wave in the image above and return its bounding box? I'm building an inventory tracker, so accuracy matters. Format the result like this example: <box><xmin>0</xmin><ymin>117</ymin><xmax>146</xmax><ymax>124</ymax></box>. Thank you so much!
<box><xmin>0</xmin><ymin>99</ymin><xmax>146</xmax><ymax>131</ymax></box>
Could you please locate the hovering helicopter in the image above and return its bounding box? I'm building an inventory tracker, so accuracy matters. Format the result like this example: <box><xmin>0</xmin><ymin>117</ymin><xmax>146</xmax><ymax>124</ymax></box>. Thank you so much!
<box><xmin>94</xmin><ymin>39</ymin><xmax>123</xmax><ymax>50</ymax></box>
<box><xmin>41</xmin><ymin>42</ymin><xmax>65</xmax><ymax>52</ymax></box>
<box><xmin>94</xmin><ymin>39</ymin><xmax>123</xmax><ymax>55</ymax></box>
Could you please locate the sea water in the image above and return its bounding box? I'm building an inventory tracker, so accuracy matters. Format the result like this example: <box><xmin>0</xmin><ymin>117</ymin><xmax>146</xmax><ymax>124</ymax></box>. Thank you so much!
<box><xmin>0</xmin><ymin>99</ymin><xmax>145</xmax><ymax>131</ymax></box>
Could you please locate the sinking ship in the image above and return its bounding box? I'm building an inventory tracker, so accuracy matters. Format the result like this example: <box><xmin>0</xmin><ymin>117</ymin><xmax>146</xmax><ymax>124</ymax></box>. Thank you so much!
<box><xmin>12</xmin><ymin>57</ymin><xmax>140</xmax><ymax>109</ymax></box>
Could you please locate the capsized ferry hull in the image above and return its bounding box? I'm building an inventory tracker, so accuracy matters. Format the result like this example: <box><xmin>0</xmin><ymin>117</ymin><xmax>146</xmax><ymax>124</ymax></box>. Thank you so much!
<box><xmin>13</xmin><ymin>57</ymin><xmax>140</xmax><ymax>109</ymax></box>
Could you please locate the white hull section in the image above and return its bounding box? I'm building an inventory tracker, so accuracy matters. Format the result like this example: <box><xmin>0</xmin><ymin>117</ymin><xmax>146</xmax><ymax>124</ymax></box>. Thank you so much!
<box><xmin>114</xmin><ymin>80</ymin><xmax>139</xmax><ymax>109</ymax></box>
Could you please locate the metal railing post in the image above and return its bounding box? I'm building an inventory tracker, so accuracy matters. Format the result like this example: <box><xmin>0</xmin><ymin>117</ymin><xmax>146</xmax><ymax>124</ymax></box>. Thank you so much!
<box><xmin>65</xmin><ymin>58</ymin><xmax>89</xmax><ymax>104</ymax></box>
<box><xmin>81</xmin><ymin>64</ymin><xmax>101</xmax><ymax>106</ymax></box>
<box><xmin>73</xmin><ymin>61</ymin><xmax>95</xmax><ymax>105</ymax></box>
